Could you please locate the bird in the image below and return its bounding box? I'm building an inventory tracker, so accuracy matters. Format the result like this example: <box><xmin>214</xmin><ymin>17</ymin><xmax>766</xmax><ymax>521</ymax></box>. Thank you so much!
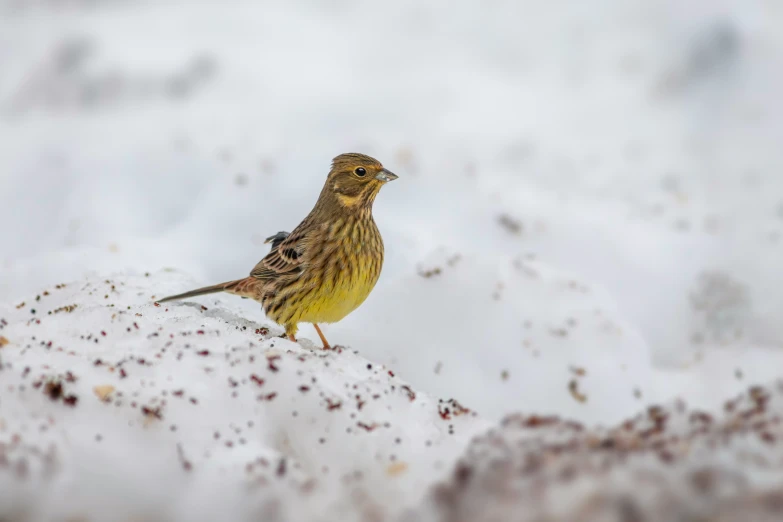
<box><xmin>155</xmin><ymin>152</ymin><xmax>398</xmax><ymax>350</ymax></box>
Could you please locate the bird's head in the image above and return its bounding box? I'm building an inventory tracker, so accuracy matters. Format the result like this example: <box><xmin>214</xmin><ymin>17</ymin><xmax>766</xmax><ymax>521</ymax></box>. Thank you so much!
<box><xmin>325</xmin><ymin>153</ymin><xmax>398</xmax><ymax>210</ymax></box>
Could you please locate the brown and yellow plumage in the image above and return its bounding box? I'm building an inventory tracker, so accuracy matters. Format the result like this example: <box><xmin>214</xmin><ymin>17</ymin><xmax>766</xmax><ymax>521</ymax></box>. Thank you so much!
<box><xmin>155</xmin><ymin>153</ymin><xmax>398</xmax><ymax>349</ymax></box>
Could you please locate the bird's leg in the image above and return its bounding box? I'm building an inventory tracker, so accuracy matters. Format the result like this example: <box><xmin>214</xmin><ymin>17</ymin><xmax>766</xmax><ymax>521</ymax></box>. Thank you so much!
<box><xmin>284</xmin><ymin>323</ymin><xmax>298</xmax><ymax>343</ymax></box>
<box><xmin>313</xmin><ymin>324</ymin><xmax>331</xmax><ymax>350</ymax></box>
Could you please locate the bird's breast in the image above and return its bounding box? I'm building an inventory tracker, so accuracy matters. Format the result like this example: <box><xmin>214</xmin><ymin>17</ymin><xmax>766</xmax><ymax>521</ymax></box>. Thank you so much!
<box><xmin>300</xmin><ymin>217</ymin><xmax>383</xmax><ymax>324</ymax></box>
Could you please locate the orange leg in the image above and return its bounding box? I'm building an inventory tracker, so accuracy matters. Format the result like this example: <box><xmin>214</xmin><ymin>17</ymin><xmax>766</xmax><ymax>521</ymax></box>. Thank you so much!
<box><xmin>288</xmin><ymin>334</ymin><xmax>296</xmax><ymax>342</ymax></box>
<box><xmin>313</xmin><ymin>324</ymin><xmax>331</xmax><ymax>350</ymax></box>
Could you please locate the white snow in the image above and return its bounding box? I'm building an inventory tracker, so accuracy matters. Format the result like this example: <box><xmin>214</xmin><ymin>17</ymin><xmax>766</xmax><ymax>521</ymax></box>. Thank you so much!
<box><xmin>0</xmin><ymin>272</ymin><xmax>491</xmax><ymax>521</ymax></box>
<box><xmin>411</xmin><ymin>383</ymin><xmax>783</xmax><ymax>522</ymax></box>
<box><xmin>1</xmin><ymin>0</ymin><xmax>783</xmax><ymax>520</ymax></box>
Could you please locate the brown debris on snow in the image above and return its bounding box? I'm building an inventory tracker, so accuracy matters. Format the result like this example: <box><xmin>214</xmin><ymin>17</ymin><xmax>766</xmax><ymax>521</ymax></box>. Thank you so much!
<box><xmin>421</xmin><ymin>381</ymin><xmax>783</xmax><ymax>522</ymax></box>
<box><xmin>93</xmin><ymin>385</ymin><xmax>116</xmax><ymax>402</ymax></box>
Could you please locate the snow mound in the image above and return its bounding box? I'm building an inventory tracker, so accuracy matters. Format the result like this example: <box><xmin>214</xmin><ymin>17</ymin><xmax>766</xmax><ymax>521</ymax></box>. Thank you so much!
<box><xmin>0</xmin><ymin>272</ymin><xmax>490</xmax><ymax>522</ymax></box>
<box><xmin>413</xmin><ymin>383</ymin><xmax>783</xmax><ymax>522</ymax></box>
<box><xmin>1</xmin><ymin>272</ymin><xmax>783</xmax><ymax>521</ymax></box>
<box><xmin>338</xmin><ymin>247</ymin><xmax>656</xmax><ymax>426</ymax></box>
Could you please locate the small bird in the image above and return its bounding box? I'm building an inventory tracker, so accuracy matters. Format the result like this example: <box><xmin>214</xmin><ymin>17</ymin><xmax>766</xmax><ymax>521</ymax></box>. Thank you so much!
<box><xmin>156</xmin><ymin>153</ymin><xmax>398</xmax><ymax>349</ymax></box>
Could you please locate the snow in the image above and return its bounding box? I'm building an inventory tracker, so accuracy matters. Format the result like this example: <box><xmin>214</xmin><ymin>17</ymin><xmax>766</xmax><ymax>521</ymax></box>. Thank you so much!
<box><xmin>0</xmin><ymin>272</ymin><xmax>491</xmax><ymax>521</ymax></box>
<box><xmin>1</xmin><ymin>0</ymin><xmax>783</xmax><ymax>520</ymax></box>
<box><xmin>412</xmin><ymin>383</ymin><xmax>783</xmax><ymax>522</ymax></box>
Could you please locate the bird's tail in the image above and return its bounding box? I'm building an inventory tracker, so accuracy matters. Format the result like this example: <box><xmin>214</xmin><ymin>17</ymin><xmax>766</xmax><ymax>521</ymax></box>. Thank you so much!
<box><xmin>155</xmin><ymin>278</ymin><xmax>249</xmax><ymax>304</ymax></box>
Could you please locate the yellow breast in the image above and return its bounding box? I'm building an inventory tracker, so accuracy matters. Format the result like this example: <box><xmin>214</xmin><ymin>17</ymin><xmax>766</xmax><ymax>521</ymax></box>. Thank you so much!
<box><xmin>300</xmin><ymin>229</ymin><xmax>383</xmax><ymax>324</ymax></box>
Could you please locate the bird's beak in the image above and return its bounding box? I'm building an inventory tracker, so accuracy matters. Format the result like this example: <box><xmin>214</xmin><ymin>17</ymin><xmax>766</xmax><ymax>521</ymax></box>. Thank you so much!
<box><xmin>375</xmin><ymin>168</ymin><xmax>399</xmax><ymax>182</ymax></box>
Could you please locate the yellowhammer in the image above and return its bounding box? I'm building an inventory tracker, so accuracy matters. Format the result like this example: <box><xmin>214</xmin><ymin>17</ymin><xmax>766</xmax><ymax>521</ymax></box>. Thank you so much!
<box><xmin>156</xmin><ymin>152</ymin><xmax>398</xmax><ymax>349</ymax></box>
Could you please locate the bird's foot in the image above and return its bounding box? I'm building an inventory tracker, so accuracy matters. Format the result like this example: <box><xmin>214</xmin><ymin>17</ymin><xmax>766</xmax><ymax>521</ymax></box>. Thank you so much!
<box><xmin>313</xmin><ymin>324</ymin><xmax>331</xmax><ymax>350</ymax></box>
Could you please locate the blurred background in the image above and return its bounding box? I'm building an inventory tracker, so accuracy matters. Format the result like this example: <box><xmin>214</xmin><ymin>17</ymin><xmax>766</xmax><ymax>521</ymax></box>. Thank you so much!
<box><xmin>2</xmin><ymin>0</ymin><xmax>783</xmax><ymax>423</ymax></box>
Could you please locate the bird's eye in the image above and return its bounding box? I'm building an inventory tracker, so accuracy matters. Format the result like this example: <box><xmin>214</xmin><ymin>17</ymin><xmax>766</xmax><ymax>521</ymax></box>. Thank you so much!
<box><xmin>355</xmin><ymin>167</ymin><xmax>366</xmax><ymax>177</ymax></box>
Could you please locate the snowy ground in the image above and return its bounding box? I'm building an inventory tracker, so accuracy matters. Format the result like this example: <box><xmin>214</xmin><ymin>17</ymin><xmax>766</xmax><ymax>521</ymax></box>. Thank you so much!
<box><xmin>2</xmin><ymin>275</ymin><xmax>782</xmax><ymax>521</ymax></box>
<box><xmin>1</xmin><ymin>0</ymin><xmax>783</xmax><ymax>520</ymax></box>
<box><xmin>0</xmin><ymin>273</ymin><xmax>492</xmax><ymax>521</ymax></box>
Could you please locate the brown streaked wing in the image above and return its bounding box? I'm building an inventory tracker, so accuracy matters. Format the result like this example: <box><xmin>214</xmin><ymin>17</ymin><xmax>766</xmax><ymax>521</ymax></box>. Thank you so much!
<box><xmin>250</xmin><ymin>229</ymin><xmax>307</xmax><ymax>280</ymax></box>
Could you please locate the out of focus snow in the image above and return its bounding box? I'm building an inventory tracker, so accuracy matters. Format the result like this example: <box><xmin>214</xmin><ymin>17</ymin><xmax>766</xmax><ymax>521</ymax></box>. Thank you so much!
<box><xmin>1</xmin><ymin>0</ymin><xmax>783</xmax><ymax>520</ymax></box>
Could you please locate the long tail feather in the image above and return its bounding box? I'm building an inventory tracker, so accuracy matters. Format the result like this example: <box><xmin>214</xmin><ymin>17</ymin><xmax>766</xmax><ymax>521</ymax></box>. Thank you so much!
<box><xmin>155</xmin><ymin>280</ymin><xmax>242</xmax><ymax>304</ymax></box>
